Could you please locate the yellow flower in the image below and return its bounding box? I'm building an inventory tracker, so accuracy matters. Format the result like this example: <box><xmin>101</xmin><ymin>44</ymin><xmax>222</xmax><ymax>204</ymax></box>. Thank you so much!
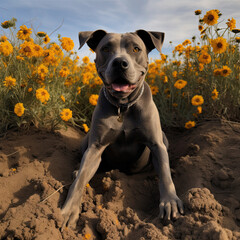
<box><xmin>226</xmin><ymin>18</ymin><xmax>236</xmax><ymax>31</ymax></box>
<box><xmin>33</xmin><ymin>44</ymin><xmax>44</xmax><ymax>57</ymax></box>
<box><xmin>198</xmin><ymin>25</ymin><xmax>204</xmax><ymax>31</ymax></box>
<box><xmin>82</xmin><ymin>123</ymin><xmax>89</xmax><ymax>133</ymax></box>
<box><xmin>199</xmin><ymin>63</ymin><xmax>204</xmax><ymax>71</ymax></box>
<box><xmin>211</xmin><ymin>37</ymin><xmax>227</xmax><ymax>54</ymax></box>
<box><xmin>59</xmin><ymin>66</ymin><xmax>70</xmax><ymax>77</ymax></box>
<box><xmin>185</xmin><ymin>121</ymin><xmax>196</xmax><ymax>129</ymax></box>
<box><xmin>28</xmin><ymin>88</ymin><xmax>33</xmax><ymax>92</ymax></box>
<box><xmin>172</xmin><ymin>71</ymin><xmax>177</xmax><ymax>78</ymax></box>
<box><xmin>37</xmin><ymin>64</ymin><xmax>48</xmax><ymax>80</ymax></box>
<box><xmin>163</xmin><ymin>76</ymin><xmax>168</xmax><ymax>83</ymax></box>
<box><xmin>43</xmin><ymin>35</ymin><xmax>50</xmax><ymax>44</ymax></box>
<box><xmin>198</xmin><ymin>51</ymin><xmax>211</xmax><ymax>64</ymax></box>
<box><xmin>89</xmin><ymin>94</ymin><xmax>99</xmax><ymax>106</ymax></box>
<box><xmin>213</xmin><ymin>68</ymin><xmax>222</xmax><ymax>76</ymax></box>
<box><xmin>221</xmin><ymin>66</ymin><xmax>232</xmax><ymax>77</ymax></box>
<box><xmin>60</xmin><ymin>109</ymin><xmax>72</xmax><ymax>121</ymax></box>
<box><xmin>197</xmin><ymin>106</ymin><xmax>202</xmax><ymax>114</ymax></box>
<box><xmin>19</xmin><ymin>41</ymin><xmax>35</xmax><ymax>58</ymax></box>
<box><xmin>150</xmin><ymin>85</ymin><xmax>159</xmax><ymax>95</ymax></box>
<box><xmin>60</xmin><ymin>37</ymin><xmax>74</xmax><ymax>51</ymax></box>
<box><xmin>191</xmin><ymin>95</ymin><xmax>204</xmax><ymax>106</ymax></box>
<box><xmin>195</xmin><ymin>10</ymin><xmax>202</xmax><ymax>15</ymax></box>
<box><xmin>182</xmin><ymin>39</ymin><xmax>191</xmax><ymax>46</ymax></box>
<box><xmin>82</xmin><ymin>56</ymin><xmax>90</xmax><ymax>64</ymax></box>
<box><xmin>235</xmin><ymin>37</ymin><xmax>240</xmax><ymax>43</ymax></box>
<box><xmin>174</xmin><ymin>79</ymin><xmax>187</xmax><ymax>90</ymax></box>
<box><xmin>203</xmin><ymin>10</ymin><xmax>219</xmax><ymax>26</ymax></box>
<box><xmin>17</xmin><ymin>25</ymin><xmax>32</xmax><ymax>40</ymax></box>
<box><xmin>4</xmin><ymin>76</ymin><xmax>16</xmax><ymax>88</ymax></box>
<box><xmin>84</xmin><ymin>233</ymin><xmax>91</xmax><ymax>240</ymax></box>
<box><xmin>37</xmin><ymin>31</ymin><xmax>47</xmax><ymax>37</ymax></box>
<box><xmin>0</xmin><ymin>40</ymin><xmax>13</xmax><ymax>56</ymax></box>
<box><xmin>16</xmin><ymin>55</ymin><xmax>24</xmax><ymax>61</ymax></box>
<box><xmin>36</xmin><ymin>88</ymin><xmax>50</xmax><ymax>103</ymax></box>
<box><xmin>0</xmin><ymin>36</ymin><xmax>7</xmax><ymax>42</ymax></box>
<box><xmin>14</xmin><ymin>103</ymin><xmax>25</xmax><ymax>117</ymax></box>
<box><xmin>61</xmin><ymin>95</ymin><xmax>65</xmax><ymax>102</ymax></box>
<box><xmin>77</xmin><ymin>87</ymin><xmax>81</xmax><ymax>95</ymax></box>
<box><xmin>211</xmin><ymin>89</ymin><xmax>219</xmax><ymax>100</ymax></box>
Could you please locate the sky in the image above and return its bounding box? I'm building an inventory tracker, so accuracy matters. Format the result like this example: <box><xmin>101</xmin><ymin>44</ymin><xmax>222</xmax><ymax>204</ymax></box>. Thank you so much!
<box><xmin>1</xmin><ymin>0</ymin><xmax>240</xmax><ymax>60</ymax></box>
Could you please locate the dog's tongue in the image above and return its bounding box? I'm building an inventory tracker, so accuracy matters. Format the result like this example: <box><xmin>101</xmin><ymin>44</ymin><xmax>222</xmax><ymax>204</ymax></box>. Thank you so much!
<box><xmin>112</xmin><ymin>83</ymin><xmax>131</xmax><ymax>92</ymax></box>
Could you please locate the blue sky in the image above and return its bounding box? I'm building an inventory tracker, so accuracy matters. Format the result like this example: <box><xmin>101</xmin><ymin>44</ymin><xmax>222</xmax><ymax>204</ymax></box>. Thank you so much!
<box><xmin>1</xmin><ymin>0</ymin><xmax>240</xmax><ymax>60</ymax></box>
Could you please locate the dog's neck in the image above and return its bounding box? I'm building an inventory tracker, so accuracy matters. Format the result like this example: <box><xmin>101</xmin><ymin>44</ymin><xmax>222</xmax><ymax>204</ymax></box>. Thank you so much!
<box><xmin>103</xmin><ymin>84</ymin><xmax>144</xmax><ymax>109</ymax></box>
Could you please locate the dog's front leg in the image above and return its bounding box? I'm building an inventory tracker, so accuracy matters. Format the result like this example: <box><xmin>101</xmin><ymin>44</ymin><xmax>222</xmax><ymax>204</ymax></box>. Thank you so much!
<box><xmin>61</xmin><ymin>144</ymin><xmax>105</xmax><ymax>229</ymax></box>
<box><xmin>150</xmin><ymin>142</ymin><xmax>184</xmax><ymax>220</ymax></box>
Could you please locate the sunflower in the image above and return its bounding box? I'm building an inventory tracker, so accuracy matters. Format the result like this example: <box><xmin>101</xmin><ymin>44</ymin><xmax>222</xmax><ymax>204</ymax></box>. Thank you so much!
<box><xmin>43</xmin><ymin>35</ymin><xmax>50</xmax><ymax>44</ymax></box>
<box><xmin>195</xmin><ymin>10</ymin><xmax>202</xmax><ymax>15</ymax></box>
<box><xmin>203</xmin><ymin>10</ymin><xmax>219</xmax><ymax>26</ymax></box>
<box><xmin>185</xmin><ymin>121</ymin><xmax>196</xmax><ymax>129</ymax></box>
<box><xmin>14</xmin><ymin>103</ymin><xmax>25</xmax><ymax>117</ymax></box>
<box><xmin>82</xmin><ymin>123</ymin><xmax>89</xmax><ymax>133</ymax></box>
<box><xmin>59</xmin><ymin>66</ymin><xmax>70</xmax><ymax>77</ymax></box>
<box><xmin>3</xmin><ymin>76</ymin><xmax>16</xmax><ymax>88</ymax></box>
<box><xmin>212</xmin><ymin>89</ymin><xmax>219</xmax><ymax>100</ymax></box>
<box><xmin>235</xmin><ymin>37</ymin><xmax>240</xmax><ymax>43</ymax></box>
<box><xmin>89</xmin><ymin>94</ymin><xmax>99</xmax><ymax>106</ymax></box>
<box><xmin>82</xmin><ymin>56</ymin><xmax>90</xmax><ymax>64</ymax></box>
<box><xmin>36</xmin><ymin>88</ymin><xmax>50</xmax><ymax>103</ymax></box>
<box><xmin>232</xmin><ymin>29</ymin><xmax>240</xmax><ymax>34</ymax></box>
<box><xmin>17</xmin><ymin>25</ymin><xmax>32</xmax><ymax>40</ymax></box>
<box><xmin>211</xmin><ymin>37</ymin><xmax>227</xmax><ymax>54</ymax></box>
<box><xmin>198</xmin><ymin>25</ymin><xmax>204</xmax><ymax>31</ymax></box>
<box><xmin>191</xmin><ymin>95</ymin><xmax>204</xmax><ymax>106</ymax></box>
<box><xmin>0</xmin><ymin>36</ymin><xmax>7</xmax><ymax>42</ymax></box>
<box><xmin>37</xmin><ymin>64</ymin><xmax>48</xmax><ymax>80</ymax></box>
<box><xmin>37</xmin><ymin>32</ymin><xmax>47</xmax><ymax>37</ymax></box>
<box><xmin>197</xmin><ymin>106</ymin><xmax>202</xmax><ymax>114</ymax></box>
<box><xmin>174</xmin><ymin>79</ymin><xmax>187</xmax><ymax>90</ymax></box>
<box><xmin>221</xmin><ymin>66</ymin><xmax>232</xmax><ymax>77</ymax></box>
<box><xmin>172</xmin><ymin>71</ymin><xmax>177</xmax><ymax>78</ymax></box>
<box><xmin>198</xmin><ymin>51</ymin><xmax>211</xmax><ymax>64</ymax></box>
<box><xmin>226</xmin><ymin>18</ymin><xmax>236</xmax><ymax>31</ymax></box>
<box><xmin>0</xmin><ymin>40</ymin><xmax>13</xmax><ymax>56</ymax></box>
<box><xmin>60</xmin><ymin>37</ymin><xmax>74</xmax><ymax>51</ymax></box>
<box><xmin>19</xmin><ymin>41</ymin><xmax>35</xmax><ymax>58</ymax></box>
<box><xmin>33</xmin><ymin>44</ymin><xmax>44</xmax><ymax>57</ymax></box>
<box><xmin>60</xmin><ymin>109</ymin><xmax>72</xmax><ymax>121</ymax></box>
<box><xmin>213</xmin><ymin>68</ymin><xmax>222</xmax><ymax>76</ymax></box>
<box><xmin>182</xmin><ymin>39</ymin><xmax>191</xmax><ymax>46</ymax></box>
<box><xmin>150</xmin><ymin>85</ymin><xmax>159</xmax><ymax>95</ymax></box>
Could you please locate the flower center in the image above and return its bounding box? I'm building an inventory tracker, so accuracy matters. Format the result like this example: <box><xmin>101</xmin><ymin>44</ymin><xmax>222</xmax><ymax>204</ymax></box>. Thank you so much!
<box><xmin>208</xmin><ymin>15</ymin><xmax>214</xmax><ymax>21</ymax></box>
<box><xmin>217</xmin><ymin>42</ymin><xmax>223</xmax><ymax>48</ymax></box>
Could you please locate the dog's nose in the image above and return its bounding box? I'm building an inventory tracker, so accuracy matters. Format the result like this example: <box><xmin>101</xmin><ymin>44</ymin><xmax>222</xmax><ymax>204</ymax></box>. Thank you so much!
<box><xmin>112</xmin><ymin>58</ymin><xmax>129</xmax><ymax>70</ymax></box>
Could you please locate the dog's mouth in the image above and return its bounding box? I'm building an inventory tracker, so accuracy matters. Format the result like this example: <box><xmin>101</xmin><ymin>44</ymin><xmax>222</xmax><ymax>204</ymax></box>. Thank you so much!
<box><xmin>111</xmin><ymin>83</ymin><xmax>137</xmax><ymax>93</ymax></box>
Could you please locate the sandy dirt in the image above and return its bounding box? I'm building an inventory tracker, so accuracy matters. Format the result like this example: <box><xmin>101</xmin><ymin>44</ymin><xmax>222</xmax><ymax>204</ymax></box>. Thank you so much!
<box><xmin>0</xmin><ymin>120</ymin><xmax>240</xmax><ymax>240</ymax></box>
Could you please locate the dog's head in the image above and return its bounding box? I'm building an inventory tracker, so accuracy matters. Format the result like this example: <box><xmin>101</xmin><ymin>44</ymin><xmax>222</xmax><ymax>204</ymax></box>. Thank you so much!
<box><xmin>79</xmin><ymin>30</ymin><xmax>164</xmax><ymax>99</ymax></box>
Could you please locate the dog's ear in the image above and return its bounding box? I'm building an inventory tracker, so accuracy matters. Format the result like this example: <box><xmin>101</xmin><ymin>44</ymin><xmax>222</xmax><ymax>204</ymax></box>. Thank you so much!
<box><xmin>135</xmin><ymin>30</ymin><xmax>165</xmax><ymax>53</ymax></box>
<box><xmin>79</xmin><ymin>30</ymin><xmax>107</xmax><ymax>51</ymax></box>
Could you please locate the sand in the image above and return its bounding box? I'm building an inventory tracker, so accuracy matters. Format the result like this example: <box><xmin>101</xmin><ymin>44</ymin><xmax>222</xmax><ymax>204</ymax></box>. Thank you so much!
<box><xmin>0</xmin><ymin>120</ymin><xmax>240</xmax><ymax>240</ymax></box>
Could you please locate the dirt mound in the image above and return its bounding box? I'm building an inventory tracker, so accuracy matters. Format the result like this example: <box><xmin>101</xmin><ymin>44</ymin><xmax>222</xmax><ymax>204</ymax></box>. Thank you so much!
<box><xmin>0</xmin><ymin>120</ymin><xmax>240</xmax><ymax>239</ymax></box>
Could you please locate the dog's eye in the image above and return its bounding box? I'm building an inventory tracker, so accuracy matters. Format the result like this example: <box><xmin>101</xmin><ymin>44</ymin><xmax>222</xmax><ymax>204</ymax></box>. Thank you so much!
<box><xmin>133</xmin><ymin>47</ymin><xmax>141</xmax><ymax>53</ymax></box>
<box><xmin>102</xmin><ymin>46</ymin><xmax>110</xmax><ymax>52</ymax></box>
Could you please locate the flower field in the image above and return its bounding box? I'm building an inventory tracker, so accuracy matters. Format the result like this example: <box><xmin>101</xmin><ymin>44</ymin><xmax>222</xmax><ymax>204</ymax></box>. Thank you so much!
<box><xmin>0</xmin><ymin>9</ymin><xmax>240</xmax><ymax>134</ymax></box>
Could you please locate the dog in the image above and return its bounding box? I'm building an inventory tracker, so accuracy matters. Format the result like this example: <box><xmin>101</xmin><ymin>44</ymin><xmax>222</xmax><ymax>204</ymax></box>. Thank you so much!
<box><xmin>61</xmin><ymin>30</ymin><xmax>184</xmax><ymax>229</ymax></box>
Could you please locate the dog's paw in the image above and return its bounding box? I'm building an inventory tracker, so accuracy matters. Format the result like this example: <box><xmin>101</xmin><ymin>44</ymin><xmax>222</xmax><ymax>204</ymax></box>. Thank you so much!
<box><xmin>159</xmin><ymin>195</ymin><xmax>184</xmax><ymax>220</ymax></box>
<box><xmin>61</xmin><ymin>201</ymin><xmax>80</xmax><ymax>231</ymax></box>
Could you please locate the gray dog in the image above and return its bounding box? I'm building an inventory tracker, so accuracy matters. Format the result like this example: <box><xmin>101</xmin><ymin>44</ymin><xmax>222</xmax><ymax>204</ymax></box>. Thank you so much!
<box><xmin>61</xmin><ymin>30</ymin><xmax>184</xmax><ymax>228</ymax></box>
